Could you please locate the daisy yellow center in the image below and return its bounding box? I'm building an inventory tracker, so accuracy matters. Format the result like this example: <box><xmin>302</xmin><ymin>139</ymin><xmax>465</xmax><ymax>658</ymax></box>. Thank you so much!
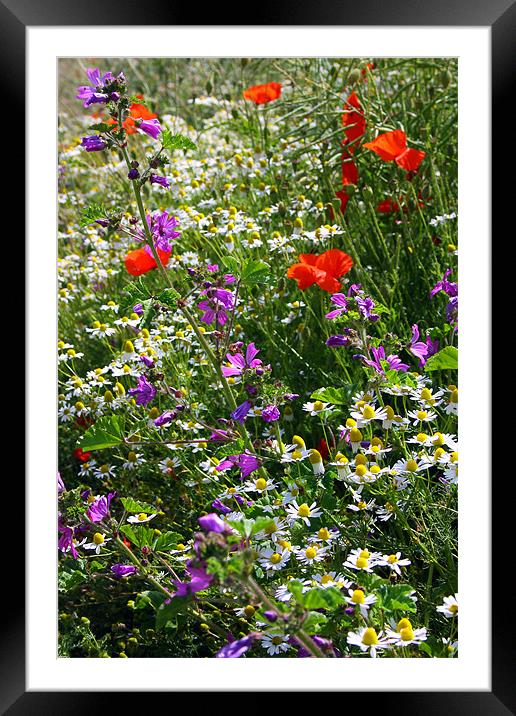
<box><xmin>450</xmin><ymin>452</ymin><xmax>458</xmax><ymax>463</ymax></box>
<box><xmin>449</xmin><ymin>604</ymin><xmax>458</xmax><ymax>614</ymax></box>
<box><xmin>270</xmin><ymin>553</ymin><xmax>282</xmax><ymax>565</ymax></box>
<box><xmin>228</xmin><ymin>487</ymin><xmax>236</xmax><ymax>494</ymax></box>
<box><xmin>350</xmin><ymin>428</ymin><xmax>363</xmax><ymax>443</ymax></box>
<box><xmin>357</xmin><ymin>501</ymin><xmax>367</xmax><ymax>510</ymax></box>
<box><xmin>305</xmin><ymin>547</ymin><xmax>317</xmax><ymax>560</ymax></box>
<box><xmin>137</xmin><ymin>513</ymin><xmax>148</xmax><ymax>522</ymax></box>
<box><xmin>93</xmin><ymin>533</ymin><xmax>104</xmax><ymax>545</ymax></box>
<box><xmin>359</xmin><ymin>549</ymin><xmax>370</xmax><ymax>558</ymax></box>
<box><xmin>355</xmin><ymin>464</ymin><xmax>367</xmax><ymax>477</ymax></box>
<box><xmin>362</xmin><ymin>405</ymin><xmax>375</xmax><ymax>419</ymax></box>
<box><xmin>278</xmin><ymin>540</ymin><xmax>291</xmax><ymax>550</ymax></box>
<box><xmin>361</xmin><ymin>628</ymin><xmax>378</xmax><ymax>646</ymax></box>
<box><xmin>355</xmin><ymin>453</ymin><xmax>367</xmax><ymax>466</ymax></box>
<box><xmin>292</xmin><ymin>450</ymin><xmax>303</xmax><ymax>460</ymax></box>
<box><xmin>313</xmin><ymin>401</ymin><xmax>324</xmax><ymax>412</ymax></box>
<box><xmin>321</xmin><ymin>574</ymin><xmax>333</xmax><ymax>585</ymax></box>
<box><xmin>297</xmin><ymin>503</ymin><xmax>311</xmax><ymax>518</ymax></box>
<box><xmin>416</xmin><ymin>433</ymin><xmax>428</xmax><ymax>443</ymax></box>
<box><xmin>318</xmin><ymin>528</ymin><xmax>330</xmax><ymax>540</ymax></box>
<box><xmin>406</xmin><ymin>459</ymin><xmax>418</xmax><ymax>472</ymax></box>
<box><xmin>309</xmin><ymin>450</ymin><xmax>322</xmax><ymax>465</ymax></box>
<box><xmin>397</xmin><ymin>618</ymin><xmax>412</xmax><ymax>631</ymax></box>
<box><xmin>450</xmin><ymin>389</ymin><xmax>458</xmax><ymax>404</ymax></box>
<box><xmin>400</xmin><ymin>626</ymin><xmax>415</xmax><ymax>642</ymax></box>
<box><xmin>255</xmin><ymin>478</ymin><xmax>267</xmax><ymax>490</ymax></box>
<box><xmin>417</xmin><ymin>411</ymin><xmax>428</xmax><ymax>420</ymax></box>
<box><xmin>387</xmin><ymin>554</ymin><xmax>398</xmax><ymax>564</ymax></box>
<box><xmin>264</xmin><ymin>522</ymin><xmax>277</xmax><ymax>535</ymax></box>
<box><xmin>293</xmin><ymin>435</ymin><xmax>305</xmax><ymax>448</ymax></box>
<box><xmin>432</xmin><ymin>433</ymin><xmax>445</xmax><ymax>446</ymax></box>
<box><xmin>370</xmin><ymin>465</ymin><xmax>381</xmax><ymax>474</ymax></box>
<box><xmin>272</xmin><ymin>636</ymin><xmax>283</xmax><ymax>645</ymax></box>
<box><xmin>352</xmin><ymin>589</ymin><xmax>365</xmax><ymax>604</ymax></box>
<box><xmin>346</xmin><ymin>418</ymin><xmax>357</xmax><ymax>428</ymax></box>
<box><xmin>244</xmin><ymin>605</ymin><xmax>255</xmax><ymax>618</ymax></box>
<box><xmin>356</xmin><ymin>557</ymin><xmax>369</xmax><ymax>569</ymax></box>
<box><xmin>386</xmin><ymin>406</ymin><xmax>395</xmax><ymax>420</ymax></box>
<box><xmin>420</xmin><ymin>388</ymin><xmax>432</xmax><ymax>401</ymax></box>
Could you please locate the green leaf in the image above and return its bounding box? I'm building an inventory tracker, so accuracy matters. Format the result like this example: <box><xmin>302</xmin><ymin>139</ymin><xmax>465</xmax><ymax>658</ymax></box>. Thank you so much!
<box><xmin>140</xmin><ymin>298</ymin><xmax>156</xmax><ymax>329</ymax></box>
<box><xmin>154</xmin><ymin>531</ymin><xmax>184</xmax><ymax>551</ymax></box>
<box><xmin>120</xmin><ymin>497</ymin><xmax>156</xmax><ymax>514</ymax></box>
<box><xmin>241</xmin><ymin>259</ymin><xmax>271</xmax><ymax>286</ymax></box>
<box><xmin>134</xmin><ymin>590</ymin><xmax>167</xmax><ymax>611</ymax></box>
<box><xmin>119</xmin><ymin>524</ymin><xmax>154</xmax><ymax>548</ymax></box>
<box><xmin>377</xmin><ymin>584</ymin><xmax>417</xmax><ymax>613</ymax></box>
<box><xmin>221</xmin><ymin>256</ymin><xmax>241</xmax><ymax>275</ymax></box>
<box><xmin>79</xmin><ymin>202</ymin><xmax>109</xmax><ymax>227</ymax></box>
<box><xmin>310</xmin><ymin>386</ymin><xmax>353</xmax><ymax>404</ymax></box>
<box><xmin>157</xmin><ymin>287</ymin><xmax>181</xmax><ymax>310</ymax></box>
<box><xmin>58</xmin><ymin>568</ymin><xmax>86</xmax><ymax>592</ymax></box>
<box><xmin>88</xmin><ymin>122</ymin><xmax>114</xmax><ymax>133</ymax></box>
<box><xmin>156</xmin><ymin>597</ymin><xmax>191</xmax><ymax>630</ymax></box>
<box><xmin>161</xmin><ymin>129</ymin><xmax>197</xmax><ymax>153</ymax></box>
<box><xmin>424</xmin><ymin>346</ymin><xmax>458</xmax><ymax>372</ymax></box>
<box><xmin>302</xmin><ymin>587</ymin><xmax>345</xmax><ymax>610</ymax></box>
<box><xmin>302</xmin><ymin>611</ymin><xmax>328</xmax><ymax>635</ymax></box>
<box><xmin>78</xmin><ymin>415</ymin><xmax>125</xmax><ymax>451</ymax></box>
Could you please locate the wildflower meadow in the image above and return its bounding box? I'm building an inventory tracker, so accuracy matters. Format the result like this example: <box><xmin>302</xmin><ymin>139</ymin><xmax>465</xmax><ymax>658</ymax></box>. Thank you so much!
<box><xmin>58</xmin><ymin>58</ymin><xmax>458</xmax><ymax>659</ymax></box>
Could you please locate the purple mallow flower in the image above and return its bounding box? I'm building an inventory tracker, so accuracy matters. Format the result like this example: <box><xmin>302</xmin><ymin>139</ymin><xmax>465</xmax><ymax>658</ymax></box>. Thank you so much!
<box><xmin>137</xmin><ymin>211</ymin><xmax>180</xmax><ymax>254</ymax></box>
<box><xmin>217</xmin><ymin>451</ymin><xmax>261</xmax><ymax>479</ymax></box>
<box><xmin>326</xmin><ymin>334</ymin><xmax>350</xmax><ymax>348</ymax></box>
<box><xmin>154</xmin><ymin>410</ymin><xmax>177</xmax><ymax>427</ymax></box>
<box><xmin>216</xmin><ymin>633</ymin><xmax>258</xmax><ymax>658</ymax></box>
<box><xmin>356</xmin><ymin>295</ymin><xmax>379</xmax><ymax>321</ymax></box>
<box><xmin>172</xmin><ymin>562</ymin><xmax>213</xmax><ymax>597</ymax></box>
<box><xmin>362</xmin><ymin>345</ymin><xmax>409</xmax><ymax>374</ymax></box>
<box><xmin>81</xmin><ymin>135</ymin><xmax>107</xmax><ymax>152</ymax></box>
<box><xmin>111</xmin><ymin>564</ymin><xmax>137</xmax><ymax>578</ymax></box>
<box><xmin>198</xmin><ymin>513</ymin><xmax>232</xmax><ymax>534</ymax></box>
<box><xmin>325</xmin><ymin>293</ymin><xmax>349</xmax><ymax>319</ymax></box>
<box><xmin>137</xmin><ymin>118</ymin><xmax>162</xmax><ymax>139</ymax></box>
<box><xmin>431</xmin><ymin>269</ymin><xmax>458</xmax><ymax>329</ymax></box>
<box><xmin>409</xmin><ymin>324</ymin><xmax>440</xmax><ymax>367</ymax></box>
<box><xmin>262</xmin><ymin>405</ymin><xmax>280</xmax><ymax>423</ymax></box>
<box><xmin>150</xmin><ymin>173</ymin><xmax>170</xmax><ymax>188</ymax></box>
<box><xmin>198</xmin><ymin>287</ymin><xmax>235</xmax><ymax>326</ymax></box>
<box><xmin>76</xmin><ymin>67</ymin><xmax>114</xmax><ymax>106</ymax></box>
<box><xmin>230</xmin><ymin>400</ymin><xmax>252</xmax><ymax>424</ymax></box>
<box><xmin>222</xmin><ymin>342</ymin><xmax>262</xmax><ymax>378</ymax></box>
<box><xmin>128</xmin><ymin>375</ymin><xmax>156</xmax><ymax>406</ymax></box>
<box><xmin>87</xmin><ymin>492</ymin><xmax>116</xmax><ymax>523</ymax></box>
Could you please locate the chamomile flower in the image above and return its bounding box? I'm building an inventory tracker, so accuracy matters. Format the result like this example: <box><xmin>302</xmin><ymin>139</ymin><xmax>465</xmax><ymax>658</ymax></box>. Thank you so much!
<box><xmin>258</xmin><ymin>547</ymin><xmax>291</xmax><ymax>572</ymax></box>
<box><xmin>436</xmin><ymin>594</ymin><xmax>458</xmax><ymax>618</ymax></box>
<box><xmin>344</xmin><ymin>548</ymin><xmax>381</xmax><ymax>573</ymax></box>
<box><xmin>260</xmin><ymin>632</ymin><xmax>291</xmax><ymax>656</ymax></box>
<box><xmin>243</xmin><ymin>476</ymin><xmax>278</xmax><ymax>494</ymax></box>
<box><xmin>83</xmin><ymin>532</ymin><xmax>112</xmax><ymax>554</ymax></box>
<box><xmin>386</xmin><ymin>618</ymin><xmax>427</xmax><ymax>646</ymax></box>
<box><xmin>285</xmin><ymin>501</ymin><xmax>322</xmax><ymax>526</ymax></box>
<box><xmin>311</xmin><ymin>573</ymin><xmax>351</xmax><ymax>590</ymax></box>
<box><xmin>275</xmin><ymin>579</ymin><xmax>312</xmax><ymax>602</ymax></box>
<box><xmin>308</xmin><ymin>526</ymin><xmax>339</xmax><ymax>545</ymax></box>
<box><xmin>444</xmin><ymin>387</ymin><xmax>458</xmax><ymax>415</ymax></box>
<box><xmin>412</xmin><ymin>386</ymin><xmax>445</xmax><ymax>408</ymax></box>
<box><xmin>94</xmin><ymin>463</ymin><xmax>116</xmax><ymax>480</ymax></box>
<box><xmin>122</xmin><ymin>451</ymin><xmax>145</xmax><ymax>470</ymax></box>
<box><xmin>159</xmin><ymin>456</ymin><xmax>182</xmax><ymax>475</ymax></box>
<box><xmin>302</xmin><ymin>400</ymin><xmax>333</xmax><ymax>417</ymax></box>
<box><xmin>407</xmin><ymin>409</ymin><xmax>438</xmax><ymax>425</ymax></box>
<box><xmin>345</xmin><ymin>589</ymin><xmax>378</xmax><ymax>617</ymax></box>
<box><xmin>392</xmin><ymin>455</ymin><xmax>427</xmax><ymax>475</ymax></box>
<box><xmin>347</xmin><ymin>627</ymin><xmax>391</xmax><ymax>657</ymax></box>
<box><xmin>347</xmin><ymin>494</ymin><xmax>376</xmax><ymax>513</ymax></box>
<box><xmin>127</xmin><ymin>512</ymin><xmax>156</xmax><ymax>524</ymax></box>
<box><xmin>330</xmin><ymin>453</ymin><xmax>352</xmax><ymax>481</ymax></box>
<box><xmin>350</xmin><ymin>403</ymin><xmax>388</xmax><ymax>426</ymax></box>
<box><xmin>376</xmin><ymin>501</ymin><xmax>399</xmax><ymax>522</ymax></box>
<box><xmin>293</xmin><ymin>543</ymin><xmax>328</xmax><ymax>566</ymax></box>
<box><xmin>253</xmin><ymin>518</ymin><xmax>289</xmax><ymax>543</ymax></box>
<box><xmin>377</xmin><ymin>552</ymin><xmax>411</xmax><ymax>575</ymax></box>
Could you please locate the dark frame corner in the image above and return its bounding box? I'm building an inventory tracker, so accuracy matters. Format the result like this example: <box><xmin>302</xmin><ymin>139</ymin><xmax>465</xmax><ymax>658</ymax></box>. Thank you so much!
<box><xmin>8</xmin><ymin>0</ymin><xmax>509</xmax><ymax>711</ymax></box>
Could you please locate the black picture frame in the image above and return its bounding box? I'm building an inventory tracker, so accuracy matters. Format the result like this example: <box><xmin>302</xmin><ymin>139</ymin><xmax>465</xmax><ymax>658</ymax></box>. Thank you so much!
<box><xmin>6</xmin><ymin>0</ymin><xmax>505</xmax><ymax>711</ymax></box>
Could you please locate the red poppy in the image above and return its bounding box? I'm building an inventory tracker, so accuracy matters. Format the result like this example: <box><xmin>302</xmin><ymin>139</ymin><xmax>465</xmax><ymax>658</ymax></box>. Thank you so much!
<box><xmin>342</xmin><ymin>92</ymin><xmax>366</xmax><ymax>152</ymax></box>
<box><xmin>74</xmin><ymin>447</ymin><xmax>91</xmax><ymax>462</ymax></box>
<box><xmin>335</xmin><ymin>188</ymin><xmax>351</xmax><ymax>214</ymax></box>
<box><xmin>107</xmin><ymin>95</ymin><xmax>158</xmax><ymax>134</ymax></box>
<box><xmin>377</xmin><ymin>198</ymin><xmax>402</xmax><ymax>214</ymax></box>
<box><xmin>287</xmin><ymin>248</ymin><xmax>353</xmax><ymax>294</ymax></box>
<box><xmin>341</xmin><ymin>148</ymin><xmax>359</xmax><ymax>185</ymax></box>
<box><xmin>361</xmin><ymin>62</ymin><xmax>376</xmax><ymax>77</ymax></box>
<box><xmin>243</xmin><ymin>82</ymin><xmax>282</xmax><ymax>105</ymax></box>
<box><xmin>124</xmin><ymin>247</ymin><xmax>172</xmax><ymax>276</ymax></box>
<box><xmin>363</xmin><ymin>129</ymin><xmax>426</xmax><ymax>173</ymax></box>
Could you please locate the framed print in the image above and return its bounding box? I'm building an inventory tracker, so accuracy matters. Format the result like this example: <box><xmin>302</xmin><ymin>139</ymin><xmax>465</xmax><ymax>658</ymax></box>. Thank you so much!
<box><xmin>3</xmin><ymin>0</ymin><xmax>508</xmax><ymax>710</ymax></box>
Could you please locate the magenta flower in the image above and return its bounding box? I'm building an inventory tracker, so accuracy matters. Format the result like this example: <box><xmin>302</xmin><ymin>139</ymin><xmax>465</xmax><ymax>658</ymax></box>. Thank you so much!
<box><xmin>326</xmin><ymin>334</ymin><xmax>350</xmax><ymax>348</ymax></box>
<box><xmin>230</xmin><ymin>400</ymin><xmax>252</xmax><ymax>424</ymax></box>
<box><xmin>81</xmin><ymin>135</ymin><xmax>107</xmax><ymax>152</ymax></box>
<box><xmin>216</xmin><ymin>633</ymin><xmax>258</xmax><ymax>658</ymax></box>
<box><xmin>76</xmin><ymin>67</ymin><xmax>114</xmax><ymax>106</ymax></box>
<box><xmin>137</xmin><ymin>118</ymin><xmax>162</xmax><ymax>139</ymax></box>
<box><xmin>111</xmin><ymin>564</ymin><xmax>137</xmax><ymax>578</ymax></box>
<box><xmin>356</xmin><ymin>295</ymin><xmax>379</xmax><ymax>321</ymax></box>
<box><xmin>362</xmin><ymin>345</ymin><xmax>408</xmax><ymax>374</ymax></box>
<box><xmin>222</xmin><ymin>343</ymin><xmax>262</xmax><ymax>378</ymax></box>
<box><xmin>409</xmin><ymin>324</ymin><xmax>429</xmax><ymax>364</ymax></box>
<box><xmin>87</xmin><ymin>492</ymin><xmax>116</xmax><ymax>523</ymax></box>
<box><xmin>128</xmin><ymin>375</ymin><xmax>156</xmax><ymax>406</ymax></box>
<box><xmin>325</xmin><ymin>293</ymin><xmax>349</xmax><ymax>319</ymax></box>
<box><xmin>198</xmin><ymin>288</ymin><xmax>235</xmax><ymax>326</ymax></box>
<box><xmin>217</xmin><ymin>451</ymin><xmax>261</xmax><ymax>479</ymax></box>
<box><xmin>172</xmin><ymin>563</ymin><xmax>214</xmax><ymax>597</ymax></box>
<box><xmin>262</xmin><ymin>405</ymin><xmax>280</xmax><ymax>423</ymax></box>
<box><xmin>150</xmin><ymin>173</ymin><xmax>170</xmax><ymax>188</ymax></box>
<box><xmin>198</xmin><ymin>513</ymin><xmax>231</xmax><ymax>534</ymax></box>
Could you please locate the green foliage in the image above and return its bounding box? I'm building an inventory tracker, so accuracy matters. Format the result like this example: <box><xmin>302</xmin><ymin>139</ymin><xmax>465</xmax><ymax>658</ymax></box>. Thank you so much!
<box><xmin>424</xmin><ymin>346</ymin><xmax>458</xmax><ymax>372</ymax></box>
<box><xmin>79</xmin><ymin>202</ymin><xmax>109</xmax><ymax>227</ymax></box>
<box><xmin>161</xmin><ymin>129</ymin><xmax>197</xmax><ymax>153</ymax></box>
<box><xmin>78</xmin><ymin>415</ymin><xmax>125</xmax><ymax>450</ymax></box>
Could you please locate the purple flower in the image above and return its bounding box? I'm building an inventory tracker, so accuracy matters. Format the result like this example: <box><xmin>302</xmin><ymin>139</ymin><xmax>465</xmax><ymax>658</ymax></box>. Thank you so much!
<box><xmin>76</xmin><ymin>67</ymin><xmax>114</xmax><ymax>106</ymax></box>
<box><xmin>150</xmin><ymin>173</ymin><xmax>170</xmax><ymax>188</ymax></box>
<box><xmin>137</xmin><ymin>211</ymin><xmax>180</xmax><ymax>253</ymax></box>
<box><xmin>111</xmin><ymin>564</ymin><xmax>137</xmax><ymax>578</ymax></box>
<box><xmin>172</xmin><ymin>563</ymin><xmax>214</xmax><ymax>597</ymax></box>
<box><xmin>222</xmin><ymin>342</ymin><xmax>262</xmax><ymax>378</ymax></box>
<box><xmin>212</xmin><ymin>498</ymin><xmax>232</xmax><ymax>515</ymax></box>
<box><xmin>409</xmin><ymin>324</ymin><xmax>429</xmax><ymax>365</ymax></box>
<box><xmin>326</xmin><ymin>334</ymin><xmax>350</xmax><ymax>348</ymax></box>
<box><xmin>81</xmin><ymin>135</ymin><xmax>107</xmax><ymax>152</ymax></box>
<box><xmin>356</xmin><ymin>295</ymin><xmax>379</xmax><ymax>321</ymax></box>
<box><xmin>87</xmin><ymin>492</ymin><xmax>116</xmax><ymax>523</ymax></box>
<box><xmin>446</xmin><ymin>295</ymin><xmax>458</xmax><ymax>327</ymax></box>
<box><xmin>362</xmin><ymin>345</ymin><xmax>408</xmax><ymax>374</ymax></box>
<box><xmin>127</xmin><ymin>168</ymin><xmax>140</xmax><ymax>180</ymax></box>
<box><xmin>206</xmin><ymin>263</ymin><xmax>219</xmax><ymax>272</ymax></box>
<box><xmin>263</xmin><ymin>610</ymin><xmax>278</xmax><ymax>622</ymax></box>
<box><xmin>216</xmin><ymin>452</ymin><xmax>261</xmax><ymax>479</ymax></box>
<box><xmin>128</xmin><ymin>375</ymin><xmax>156</xmax><ymax>406</ymax></box>
<box><xmin>57</xmin><ymin>472</ymin><xmax>65</xmax><ymax>494</ymax></box>
<box><xmin>230</xmin><ymin>400</ymin><xmax>252</xmax><ymax>424</ymax></box>
<box><xmin>198</xmin><ymin>513</ymin><xmax>231</xmax><ymax>534</ymax></box>
<box><xmin>325</xmin><ymin>293</ymin><xmax>349</xmax><ymax>319</ymax></box>
<box><xmin>297</xmin><ymin>636</ymin><xmax>336</xmax><ymax>658</ymax></box>
<box><xmin>198</xmin><ymin>287</ymin><xmax>235</xmax><ymax>326</ymax></box>
<box><xmin>137</xmin><ymin>118</ymin><xmax>162</xmax><ymax>139</ymax></box>
<box><xmin>262</xmin><ymin>405</ymin><xmax>280</xmax><ymax>423</ymax></box>
<box><xmin>347</xmin><ymin>283</ymin><xmax>363</xmax><ymax>297</ymax></box>
<box><xmin>154</xmin><ymin>410</ymin><xmax>177</xmax><ymax>427</ymax></box>
<box><xmin>133</xmin><ymin>303</ymin><xmax>143</xmax><ymax>315</ymax></box>
<box><xmin>216</xmin><ymin>634</ymin><xmax>257</xmax><ymax>658</ymax></box>
<box><xmin>284</xmin><ymin>393</ymin><xmax>299</xmax><ymax>401</ymax></box>
<box><xmin>430</xmin><ymin>269</ymin><xmax>457</xmax><ymax>298</ymax></box>
<box><xmin>140</xmin><ymin>354</ymin><xmax>155</xmax><ymax>368</ymax></box>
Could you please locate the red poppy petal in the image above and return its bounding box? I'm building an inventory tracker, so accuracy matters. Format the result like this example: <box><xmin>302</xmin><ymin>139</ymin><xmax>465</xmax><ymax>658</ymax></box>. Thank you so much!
<box><xmin>315</xmin><ymin>248</ymin><xmax>354</xmax><ymax>279</ymax></box>
<box><xmin>395</xmin><ymin>147</ymin><xmax>426</xmax><ymax>172</ymax></box>
<box><xmin>363</xmin><ymin>129</ymin><xmax>407</xmax><ymax>162</ymax></box>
